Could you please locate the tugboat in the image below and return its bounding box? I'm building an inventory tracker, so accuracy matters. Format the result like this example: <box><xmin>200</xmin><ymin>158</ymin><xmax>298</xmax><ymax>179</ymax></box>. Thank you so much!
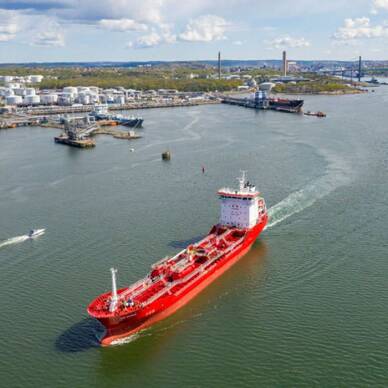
<box><xmin>87</xmin><ymin>172</ymin><xmax>268</xmax><ymax>346</ymax></box>
<box><xmin>304</xmin><ymin>111</ymin><xmax>326</xmax><ymax>118</ymax></box>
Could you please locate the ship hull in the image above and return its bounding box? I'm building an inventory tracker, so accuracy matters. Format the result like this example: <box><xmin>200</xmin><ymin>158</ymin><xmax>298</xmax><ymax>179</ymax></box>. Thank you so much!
<box><xmin>120</xmin><ymin>118</ymin><xmax>143</xmax><ymax>128</ymax></box>
<box><xmin>97</xmin><ymin>217</ymin><xmax>267</xmax><ymax>346</ymax></box>
<box><xmin>269</xmin><ymin>98</ymin><xmax>304</xmax><ymax>112</ymax></box>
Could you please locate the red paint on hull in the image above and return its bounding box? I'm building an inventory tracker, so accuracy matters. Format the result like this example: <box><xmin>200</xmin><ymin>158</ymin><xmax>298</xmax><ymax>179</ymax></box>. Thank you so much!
<box><xmin>88</xmin><ymin>215</ymin><xmax>267</xmax><ymax>346</ymax></box>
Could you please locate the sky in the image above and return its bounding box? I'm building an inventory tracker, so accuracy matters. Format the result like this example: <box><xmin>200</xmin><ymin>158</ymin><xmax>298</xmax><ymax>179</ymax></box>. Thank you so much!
<box><xmin>0</xmin><ymin>0</ymin><xmax>388</xmax><ymax>63</ymax></box>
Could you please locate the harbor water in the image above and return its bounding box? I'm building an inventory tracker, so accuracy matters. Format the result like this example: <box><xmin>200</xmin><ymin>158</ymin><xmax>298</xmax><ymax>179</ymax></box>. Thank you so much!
<box><xmin>1</xmin><ymin>85</ymin><xmax>388</xmax><ymax>387</ymax></box>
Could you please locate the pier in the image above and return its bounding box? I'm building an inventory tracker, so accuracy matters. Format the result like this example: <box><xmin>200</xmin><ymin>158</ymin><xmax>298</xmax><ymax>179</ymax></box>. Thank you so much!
<box><xmin>15</xmin><ymin>99</ymin><xmax>219</xmax><ymax>116</ymax></box>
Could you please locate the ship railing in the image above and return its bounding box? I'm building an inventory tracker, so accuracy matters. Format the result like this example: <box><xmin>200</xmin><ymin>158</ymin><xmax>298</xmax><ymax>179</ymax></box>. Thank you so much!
<box><xmin>143</xmin><ymin>236</ymin><xmax>246</xmax><ymax>304</ymax></box>
<box><xmin>172</xmin><ymin>238</ymin><xmax>244</xmax><ymax>297</ymax></box>
<box><xmin>143</xmin><ymin>286</ymin><xmax>171</xmax><ymax>305</ymax></box>
<box><xmin>152</xmin><ymin>249</ymin><xmax>185</xmax><ymax>268</ymax></box>
<box><xmin>151</xmin><ymin>256</ymin><xmax>170</xmax><ymax>269</ymax></box>
<box><xmin>119</xmin><ymin>278</ymin><xmax>149</xmax><ymax>299</ymax></box>
<box><xmin>120</xmin><ymin>250</ymin><xmax>189</xmax><ymax>303</ymax></box>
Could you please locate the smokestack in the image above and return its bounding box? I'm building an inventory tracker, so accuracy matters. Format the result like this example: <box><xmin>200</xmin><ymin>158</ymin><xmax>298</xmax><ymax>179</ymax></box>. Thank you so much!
<box><xmin>218</xmin><ymin>51</ymin><xmax>221</xmax><ymax>80</ymax></box>
<box><xmin>282</xmin><ymin>51</ymin><xmax>287</xmax><ymax>77</ymax></box>
<box><xmin>358</xmin><ymin>56</ymin><xmax>362</xmax><ymax>82</ymax></box>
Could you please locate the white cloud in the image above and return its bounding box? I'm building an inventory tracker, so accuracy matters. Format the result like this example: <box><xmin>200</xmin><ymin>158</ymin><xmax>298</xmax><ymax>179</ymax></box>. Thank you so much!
<box><xmin>98</xmin><ymin>18</ymin><xmax>148</xmax><ymax>32</ymax></box>
<box><xmin>233</xmin><ymin>40</ymin><xmax>243</xmax><ymax>45</ymax></box>
<box><xmin>0</xmin><ymin>10</ymin><xmax>20</xmax><ymax>42</ymax></box>
<box><xmin>372</xmin><ymin>0</ymin><xmax>388</xmax><ymax>13</ymax></box>
<box><xmin>128</xmin><ymin>24</ymin><xmax>176</xmax><ymax>49</ymax></box>
<box><xmin>33</xmin><ymin>30</ymin><xmax>65</xmax><ymax>47</ymax></box>
<box><xmin>159</xmin><ymin>23</ymin><xmax>176</xmax><ymax>43</ymax></box>
<box><xmin>179</xmin><ymin>15</ymin><xmax>228</xmax><ymax>42</ymax></box>
<box><xmin>266</xmin><ymin>35</ymin><xmax>310</xmax><ymax>49</ymax></box>
<box><xmin>333</xmin><ymin>17</ymin><xmax>388</xmax><ymax>40</ymax></box>
<box><xmin>65</xmin><ymin>0</ymin><xmax>166</xmax><ymax>24</ymax></box>
<box><xmin>129</xmin><ymin>32</ymin><xmax>162</xmax><ymax>48</ymax></box>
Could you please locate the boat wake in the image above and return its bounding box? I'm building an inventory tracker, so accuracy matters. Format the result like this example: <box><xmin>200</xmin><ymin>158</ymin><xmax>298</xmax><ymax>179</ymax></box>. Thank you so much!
<box><xmin>0</xmin><ymin>235</ymin><xmax>29</xmax><ymax>249</ymax></box>
<box><xmin>109</xmin><ymin>333</ymin><xmax>141</xmax><ymax>346</ymax></box>
<box><xmin>266</xmin><ymin>150</ymin><xmax>352</xmax><ymax>230</ymax></box>
<box><xmin>0</xmin><ymin>229</ymin><xmax>46</xmax><ymax>249</ymax></box>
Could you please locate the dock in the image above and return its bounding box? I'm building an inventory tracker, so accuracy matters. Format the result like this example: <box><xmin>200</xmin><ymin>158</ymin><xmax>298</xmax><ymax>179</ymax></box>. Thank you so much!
<box><xmin>16</xmin><ymin>99</ymin><xmax>220</xmax><ymax>116</ymax></box>
<box><xmin>93</xmin><ymin>128</ymin><xmax>142</xmax><ymax>140</ymax></box>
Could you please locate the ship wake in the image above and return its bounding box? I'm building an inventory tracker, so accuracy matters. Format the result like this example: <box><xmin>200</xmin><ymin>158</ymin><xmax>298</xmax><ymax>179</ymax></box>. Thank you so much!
<box><xmin>266</xmin><ymin>150</ymin><xmax>352</xmax><ymax>229</ymax></box>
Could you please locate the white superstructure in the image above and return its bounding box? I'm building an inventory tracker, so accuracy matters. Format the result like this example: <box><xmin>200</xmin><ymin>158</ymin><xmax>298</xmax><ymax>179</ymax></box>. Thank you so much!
<box><xmin>218</xmin><ymin>172</ymin><xmax>266</xmax><ymax>229</ymax></box>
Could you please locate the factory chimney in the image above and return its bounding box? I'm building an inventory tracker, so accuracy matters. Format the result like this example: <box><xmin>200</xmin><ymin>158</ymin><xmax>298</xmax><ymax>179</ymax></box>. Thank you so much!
<box><xmin>358</xmin><ymin>56</ymin><xmax>362</xmax><ymax>82</ymax></box>
<box><xmin>282</xmin><ymin>51</ymin><xmax>287</xmax><ymax>77</ymax></box>
<box><xmin>218</xmin><ymin>51</ymin><xmax>221</xmax><ymax>80</ymax></box>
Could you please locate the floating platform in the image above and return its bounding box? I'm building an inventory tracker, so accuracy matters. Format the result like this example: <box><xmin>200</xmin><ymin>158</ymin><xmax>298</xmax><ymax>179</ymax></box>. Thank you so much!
<box><xmin>54</xmin><ymin>136</ymin><xmax>96</xmax><ymax>148</ymax></box>
<box><xmin>93</xmin><ymin>128</ymin><xmax>142</xmax><ymax>140</ymax></box>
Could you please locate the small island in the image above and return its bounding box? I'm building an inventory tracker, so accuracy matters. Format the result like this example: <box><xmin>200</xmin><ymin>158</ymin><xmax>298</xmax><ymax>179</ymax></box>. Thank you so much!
<box><xmin>271</xmin><ymin>75</ymin><xmax>367</xmax><ymax>95</ymax></box>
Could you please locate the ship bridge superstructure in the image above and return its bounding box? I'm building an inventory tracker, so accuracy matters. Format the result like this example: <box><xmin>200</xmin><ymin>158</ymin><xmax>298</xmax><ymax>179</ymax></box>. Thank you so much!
<box><xmin>218</xmin><ymin>172</ymin><xmax>266</xmax><ymax>229</ymax></box>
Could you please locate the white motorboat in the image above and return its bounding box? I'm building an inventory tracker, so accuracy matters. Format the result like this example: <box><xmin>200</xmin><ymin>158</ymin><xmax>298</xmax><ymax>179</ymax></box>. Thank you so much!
<box><xmin>28</xmin><ymin>229</ymin><xmax>45</xmax><ymax>239</ymax></box>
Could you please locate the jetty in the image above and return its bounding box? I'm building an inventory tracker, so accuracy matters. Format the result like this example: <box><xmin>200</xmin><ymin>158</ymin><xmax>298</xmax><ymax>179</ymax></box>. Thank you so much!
<box><xmin>15</xmin><ymin>99</ymin><xmax>219</xmax><ymax>116</ymax></box>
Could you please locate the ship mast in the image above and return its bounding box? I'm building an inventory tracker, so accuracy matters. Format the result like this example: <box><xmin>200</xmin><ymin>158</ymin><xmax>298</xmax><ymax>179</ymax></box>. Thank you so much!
<box><xmin>237</xmin><ymin>170</ymin><xmax>247</xmax><ymax>191</ymax></box>
<box><xmin>109</xmin><ymin>267</ymin><xmax>119</xmax><ymax>312</ymax></box>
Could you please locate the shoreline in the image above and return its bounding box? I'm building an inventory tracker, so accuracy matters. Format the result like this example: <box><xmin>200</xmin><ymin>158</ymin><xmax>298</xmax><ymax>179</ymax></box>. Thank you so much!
<box><xmin>273</xmin><ymin>89</ymin><xmax>367</xmax><ymax>96</ymax></box>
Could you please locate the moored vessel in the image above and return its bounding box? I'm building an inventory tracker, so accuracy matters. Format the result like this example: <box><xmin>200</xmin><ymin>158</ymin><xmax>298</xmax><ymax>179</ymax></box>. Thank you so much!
<box><xmin>87</xmin><ymin>172</ymin><xmax>268</xmax><ymax>346</ymax></box>
<box><xmin>89</xmin><ymin>104</ymin><xmax>143</xmax><ymax>127</ymax></box>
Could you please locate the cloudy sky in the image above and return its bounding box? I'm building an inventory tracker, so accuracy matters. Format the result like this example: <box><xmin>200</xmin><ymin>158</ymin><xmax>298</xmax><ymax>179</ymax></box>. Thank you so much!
<box><xmin>0</xmin><ymin>0</ymin><xmax>388</xmax><ymax>62</ymax></box>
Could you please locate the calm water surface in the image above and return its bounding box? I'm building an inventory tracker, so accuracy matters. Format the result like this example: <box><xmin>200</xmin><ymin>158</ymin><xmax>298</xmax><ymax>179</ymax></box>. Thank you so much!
<box><xmin>1</xmin><ymin>87</ymin><xmax>388</xmax><ymax>387</ymax></box>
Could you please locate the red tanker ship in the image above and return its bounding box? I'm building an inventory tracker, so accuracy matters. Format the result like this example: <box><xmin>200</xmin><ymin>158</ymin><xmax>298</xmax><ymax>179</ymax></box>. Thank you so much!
<box><xmin>88</xmin><ymin>172</ymin><xmax>268</xmax><ymax>346</ymax></box>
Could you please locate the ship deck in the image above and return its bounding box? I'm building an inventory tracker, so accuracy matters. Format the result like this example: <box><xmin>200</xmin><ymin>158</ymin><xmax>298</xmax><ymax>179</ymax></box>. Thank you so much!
<box><xmin>88</xmin><ymin>225</ymin><xmax>248</xmax><ymax>318</ymax></box>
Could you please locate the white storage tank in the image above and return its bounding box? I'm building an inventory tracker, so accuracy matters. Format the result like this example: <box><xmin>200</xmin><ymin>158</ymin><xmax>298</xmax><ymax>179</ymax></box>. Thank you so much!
<box><xmin>30</xmin><ymin>75</ymin><xmax>43</xmax><ymax>83</ymax></box>
<box><xmin>14</xmin><ymin>88</ymin><xmax>27</xmax><ymax>96</ymax></box>
<box><xmin>79</xmin><ymin>94</ymin><xmax>90</xmax><ymax>105</ymax></box>
<box><xmin>89</xmin><ymin>93</ymin><xmax>99</xmax><ymax>104</ymax></box>
<box><xmin>6</xmin><ymin>95</ymin><xmax>23</xmax><ymax>105</ymax></box>
<box><xmin>77</xmin><ymin>86</ymin><xmax>89</xmax><ymax>93</ymax></box>
<box><xmin>0</xmin><ymin>88</ymin><xmax>14</xmax><ymax>97</ymax></box>
<box><xmin>105</xmin><ymin>94</ymin><xmax>114</xmax><ymax>103</ymax></box>
<box><xmin>25</xmin><ymin>88</ymin><xmax>36</xmax><ymax>96</ymax></box>
<box><xmin>40</xmin><ymin>94</ymin><xmax>58</xmax><ymax>104</ymax></box>
<box><xmin>58</xmin><ymin>93</ymin><xmax>74</xmax><ymax>105</ymax></box>
<box><xmin>98</xmin><ymin>94</ymin><xmax>107</xmax><ymax>103</ymax></box>
<box><xmin>63</xmin><ymin>86</ymin><xmax>78</xmax><ymax>94</ymax></box>
<box><xmin>115</xmin><ymin>95</ymin><xmax>125</xmax><ymax>105</ymax></box>
<box><xmin>88</xmin><ymin>86</ymin><xmax>99</xmax><ymax>94</ymax></box>
<box><xmin>24</xmin><ymin>95</ymin><xmax>41</xmax><ymax>105</ymax></box>
<box><xmin>1</xmin><ymin>76</ymin><xmax>13</xmax><ymax>83</ymax></box>
<box><xmin>6</xmin><ymin>82</ymin><xmax>21</xmax><ymax>89</ymax></box>
<box><xmin>259</xmin><ymin>82</ymin><xmax>275</xmax><ymax>92</ymax></box>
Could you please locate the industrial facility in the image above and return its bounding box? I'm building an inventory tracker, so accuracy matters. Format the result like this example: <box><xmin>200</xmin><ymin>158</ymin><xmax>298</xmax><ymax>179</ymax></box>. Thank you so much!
<box><xmin>0</xmin><ymin>80</ymin><xmax>213</xmax><ymax>110</ymax></box>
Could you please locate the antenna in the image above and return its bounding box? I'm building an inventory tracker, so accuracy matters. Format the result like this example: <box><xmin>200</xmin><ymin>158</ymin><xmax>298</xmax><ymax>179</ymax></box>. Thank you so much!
<box><xmin>237</xmin><ymin>170</ymin><xmax>247</xmax><ymax>191</ymax></box>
